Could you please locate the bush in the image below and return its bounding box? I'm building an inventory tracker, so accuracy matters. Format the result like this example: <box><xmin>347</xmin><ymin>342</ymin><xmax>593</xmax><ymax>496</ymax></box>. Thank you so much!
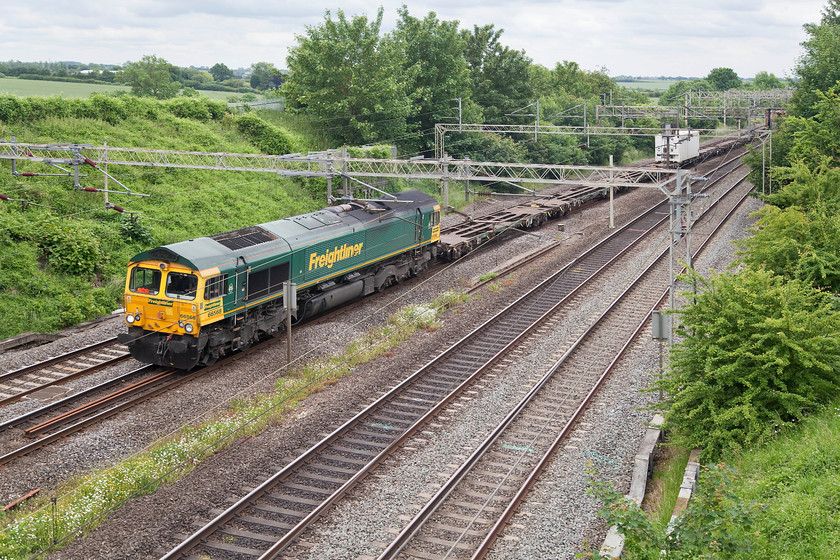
<box><xmin>653</xmin><ymin>268</ymin><xmax>840</xmax><ymax>459</ymax></box>
<box><xmin>33</xmin><ymin>220</ymin><xmax>107</xmax><ymax>277</ymax></box>
<box><xmin>234</xmin><ymin>113</ymin><xmax>293</xmax><ymax>154</ymax></box>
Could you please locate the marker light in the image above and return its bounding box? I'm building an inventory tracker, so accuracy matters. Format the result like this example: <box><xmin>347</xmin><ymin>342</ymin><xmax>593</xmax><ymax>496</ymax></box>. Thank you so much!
<box><xmin>126</xmin><ymin>314</ymin><xmax>135</xmax><ymax>324</ymax></box>
<box><xmin>184</xmin><ymin>323</ymin><xmax>195</xmax><ymax>334</ymax></box>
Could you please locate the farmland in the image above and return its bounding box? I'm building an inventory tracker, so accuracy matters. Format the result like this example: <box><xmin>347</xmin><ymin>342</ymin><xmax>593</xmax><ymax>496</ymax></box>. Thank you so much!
<box><xmin>0</xmin><ymin>77</ymin><xmax>236</xmax><ymax>101</ymax></box>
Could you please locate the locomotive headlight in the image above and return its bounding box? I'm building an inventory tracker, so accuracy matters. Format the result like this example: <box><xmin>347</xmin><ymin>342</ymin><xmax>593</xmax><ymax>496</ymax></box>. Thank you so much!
<box><xmin>126</xmin><ymin>314</ymin><xmax>135</xmax><ymax>324</ymax></box>
<box><xmin>184</xmin><ymin>323</ymin><xmax>195</xmax><ymax>334</ymax></box>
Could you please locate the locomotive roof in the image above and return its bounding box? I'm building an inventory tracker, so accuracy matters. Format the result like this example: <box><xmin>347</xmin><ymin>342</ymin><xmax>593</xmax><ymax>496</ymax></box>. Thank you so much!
<box><xmin>129</xmin><ymin>189</ymin><xmax>438</xmax><ymax>272</ymax></box>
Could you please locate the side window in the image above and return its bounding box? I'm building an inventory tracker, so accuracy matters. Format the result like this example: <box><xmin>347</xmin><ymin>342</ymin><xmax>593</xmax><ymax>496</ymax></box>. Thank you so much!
<box><xmin>431</xmin><ymin>210</ymin><xmax>440</xmax><ymax>226</ymax></box>
<box><xmin>130</xmin><ymin>267</ymin><xmax>161</xmax><ymax>295</ymax></box>
<box><xmin>204</xmin><ymin>275</ymin><xmax>228</xmax><ymax>300</ymax></box>
<box><xmin>165</xmin><ymin>272</ymin><xmax>198</xmax><ymax>300</ymax></box>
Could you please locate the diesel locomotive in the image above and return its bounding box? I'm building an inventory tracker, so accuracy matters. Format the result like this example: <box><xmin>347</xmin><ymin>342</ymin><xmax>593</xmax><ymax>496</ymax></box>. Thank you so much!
<box><xmin>118</xmin><ymin>190</ymin><xmax>441</xmax><ymax>369</ymax></box>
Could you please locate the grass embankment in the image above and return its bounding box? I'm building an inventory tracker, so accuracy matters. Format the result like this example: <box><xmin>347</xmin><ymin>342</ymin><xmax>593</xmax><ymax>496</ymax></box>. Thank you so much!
<box><xmin>0</xmin><ymin>95</ymin><xmax>379</xmax><ymax>338</ymax></box>
<box><xmin>0</xmin><ymin>290</ymin><xmax>469</xmax><ymax>559</ymax></box>
<box><xmin>722</xmin><ymin>402</ymin><xmax>840</xmax><ymax>559</ymax></box>
<box><xmin>637</xmin><ymin>404</ymin><xmax>840</xmax><ymax>559</ymax></box>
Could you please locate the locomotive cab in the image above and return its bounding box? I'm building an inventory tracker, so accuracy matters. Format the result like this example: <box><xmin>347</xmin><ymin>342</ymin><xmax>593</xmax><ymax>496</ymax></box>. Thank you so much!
<box><xmin>119</xmin><ymin>261</ymin><xmax>210</xmax><ymax>369</ymax></box>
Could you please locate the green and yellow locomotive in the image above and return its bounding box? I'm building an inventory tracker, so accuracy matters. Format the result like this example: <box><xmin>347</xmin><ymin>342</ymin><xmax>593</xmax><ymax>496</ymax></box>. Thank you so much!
<box><xmin>118</xmin><ymin>190</ymin><xmax>441</xmax><ymax>369</ymax></box>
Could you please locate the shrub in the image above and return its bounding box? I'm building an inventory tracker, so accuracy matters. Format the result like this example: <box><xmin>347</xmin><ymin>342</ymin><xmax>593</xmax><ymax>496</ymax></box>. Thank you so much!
<box><xmin>234</xmin><ymin>113</ymin><xmax>293</xmax><ymax>154</ymax></box>
<box><xmin>653</xmin><ymin>268</ymin><xmax>840</xmax><ymax>459</ymax></box>
<box><xmin>34</xmin><ymin>220</ymin><xmax>107</xmax><ymax>276</ymax></box>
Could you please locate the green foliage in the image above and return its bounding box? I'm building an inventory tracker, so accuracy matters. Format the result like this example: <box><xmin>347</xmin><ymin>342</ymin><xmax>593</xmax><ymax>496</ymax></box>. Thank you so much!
<box><xmin>249</xmin><ymin>61</ymin><xmax>282</xmax><ymax>91</ymax></box>
<box><xmin>706</xmin><ymin>67</ymin><xmax>742</xmax><ymax>91</ymax></box>
<box><xmin>117</xmin><ymin>54</ymin><xmax>181</xmax><ymax>99</ymax></box>
<box><xmin>234</xmin><ymin>112</ymin><xmax>294</xmax><ymax>154</ymax></box>
<box><xmin>791</xmin><ymin>1</ymin><xmax>840</xmax><ymax>116</ymax></box>
<box><xmin>586</xmin><ymin>464</ymin><xmax>758</xmax><ymax>559</ymax></box>
<box><xmin>652</xmin><ymin>268</ymin><xmax>840</xmax><ymax>459</ymax></box>
<box><xmin>18</xmin><ymin>219</ymin><xmax>107</xmax><ymax>276</ymax></box>
<box><xmin>118</xmin><ymin>214</ymin><xmax>155</xmax><ymax>245</ymax></box>
<box><xmin>164</xmin><ymin>96</ymin><xmax>227</xmax><ymax>122</ymax></box>
<box><xmin>724</xmin><ymin>400</ymin><xmax>840</xmax><ymax>559</ymax></box>
<box><xmin>210</xmin><ymin>62</ymin><xmax>233</xmax><ymax>82</ymax></box>
<box><xmin>283</xmin><ymin>8</ymin><xmax>411</xmax><ymax>147</ymax></box>
<box><xmin>392</xmin><ymin>8</ymin><xmax>474</xmax><ymax>156</ymax></box>
<box><xmin>737</xmin><ymin>203</ymin><xmax>840</xmax><ymax>292</ymax></box>
<box><xmin>751</xmin><ymin>71</ymin><xmax>785</xmax><ymax>90</ymax></box>
<box><xmin>460</xmin><ymin>24</ymin><xmax>534</xmax><ymax>122</ymax></box>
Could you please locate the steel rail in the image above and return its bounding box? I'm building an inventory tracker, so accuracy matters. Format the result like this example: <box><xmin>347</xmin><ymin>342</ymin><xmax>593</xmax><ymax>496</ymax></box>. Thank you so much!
<box><xmin>162</xmin><ymin>159</ymin><xmax>735</xmax><ymax>560</ymax></box>
<box><xmin>0</xmin><ymin>338</ymin><xmax>129</xmax><ymax>407</ymax></box>
<box><xmin>378</xmin><ymin>172</ymin><xmax>754</xmax><ymax>560</ymax></box>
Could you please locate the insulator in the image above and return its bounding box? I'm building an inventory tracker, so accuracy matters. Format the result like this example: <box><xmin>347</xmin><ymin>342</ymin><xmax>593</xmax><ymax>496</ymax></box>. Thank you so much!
<box><xmin>83</xmin><ymin>187</ymin><xmax>99</xmax><ymax>192</ymax></box>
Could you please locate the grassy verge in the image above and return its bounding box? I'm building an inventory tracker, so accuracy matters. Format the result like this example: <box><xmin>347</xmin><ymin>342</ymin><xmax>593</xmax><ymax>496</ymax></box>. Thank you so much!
<box><xmin>643</xmin><ymin>446</ymin><xmax>691</xmax><ymax>529</ymax></box>
<box><xmin>722</xmin><ymin>400</ymin><xmax>840</xmax><ymax>559</ymax></box>
<box><xmin>0</xmin><ymin>290</ymin><xmax>469</xmax><ymax>559</ymax></box>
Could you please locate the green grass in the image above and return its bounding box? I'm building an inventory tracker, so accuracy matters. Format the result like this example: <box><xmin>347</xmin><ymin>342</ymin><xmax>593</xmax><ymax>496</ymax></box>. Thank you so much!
<box><xmin>646</xmin><ymin>447</ymin><xmax>692</xmax><ymax>529</ymax></box>
<box><xmin>0</xmin><ymin>77</ymin><xmax>238</xmax><ymax>101</ymax></box>
<box><xmin>722</xmin><ymin>401</ymin><xmax>840</xmax><ymax>559</ymax></box>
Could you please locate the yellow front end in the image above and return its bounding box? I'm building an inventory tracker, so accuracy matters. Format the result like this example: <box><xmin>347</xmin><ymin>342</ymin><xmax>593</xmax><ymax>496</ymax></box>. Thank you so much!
<box><xmin>120</xmin><ymin>261</ymin><xmax>214</xmax><ymax>368</ymax></box>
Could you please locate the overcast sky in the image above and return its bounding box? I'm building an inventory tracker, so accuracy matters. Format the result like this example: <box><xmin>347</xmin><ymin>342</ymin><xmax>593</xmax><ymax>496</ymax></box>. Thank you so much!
<box><xmin>1</xmin><ymin>0</ymin><xmax>828</xmax><ymax>78</ymax></box>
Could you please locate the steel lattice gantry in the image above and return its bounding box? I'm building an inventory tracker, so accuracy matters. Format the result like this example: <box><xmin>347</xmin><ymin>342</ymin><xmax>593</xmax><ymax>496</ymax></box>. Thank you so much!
<box><xmin>0</xmin><ymin>140</ymin><xmax>686</xmax><ymax>209</ymax></box>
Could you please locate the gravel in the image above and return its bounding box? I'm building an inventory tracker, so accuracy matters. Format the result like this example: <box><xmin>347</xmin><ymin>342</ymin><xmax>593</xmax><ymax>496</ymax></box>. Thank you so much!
<box><xmin>0</xmin><ymin>154</ymin><xmax>758</xmax><ymax>559</ymax></box>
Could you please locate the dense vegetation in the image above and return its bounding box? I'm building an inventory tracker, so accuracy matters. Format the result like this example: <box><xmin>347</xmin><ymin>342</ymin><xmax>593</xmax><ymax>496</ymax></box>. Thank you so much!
<box><xmin>0</xmin><ymin>96</ymin><xmax>316</xmax><ymax>338</ymax></box>
<box><xmin>592</xmin><ymin>2</ymin><xmax>840</xmax><ymax>557</ymax></box>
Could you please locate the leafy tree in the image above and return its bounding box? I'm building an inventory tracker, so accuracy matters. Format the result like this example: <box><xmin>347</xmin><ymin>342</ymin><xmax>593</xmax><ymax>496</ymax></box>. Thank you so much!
<box><xmin>117</xmin><ymin>55</ymin><xmax>181</xmax><ymax>99</ymax></box>
<box><xmin>653</xmin><ymin>268</ymin><xmax>840</xmax><ymax>459</ymax></box>
<box><xmin>391</xmin><ymin>8</ymin><xmax>477</xmax><ymax>156</ymax></box>
<box><xmin>460</xmin><ymin>24</ymin><xmax>534</xmax><ymax>122</ymax></box>
<box><xmin>283</xmin><ymin>8</ymin><xmax>412</xmax><ymax>146</ymax></box>
<box><xmin>586</xmin><ymin>464</ymin><xmax>758</xmax><ymax>560</ymax></box>
<box><xmin>737</xmin><ymin>202</ymin><xmax>840</xmax><ymax>292</ymax></box>
<box><xmin>792</xmin><ymin>0</ymin><xmax>840</xmax><ymax>116</ymax></box>
<box><xmin>210</xmin><ymin>62</ymin><xmax>233</xmax><ymax>82</ymax></box>
<box><xmin>706</xmin><ymin>67</ymin><xmax>742</xmax><ymax>91</ymax></box>
<box><xmin>752</xmin><ymin>70</ymin><xmax>785</xmax><ymax>90</ymax></box>
<box><xmin>249</xmin><ymin>61</ymin><xmax>283</xmax><ymax>90</ymax></box>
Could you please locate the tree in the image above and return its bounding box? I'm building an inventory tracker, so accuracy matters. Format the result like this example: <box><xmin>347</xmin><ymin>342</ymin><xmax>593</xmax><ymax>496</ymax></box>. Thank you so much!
<box><xmin>791</xmin><ymin>0</ymin><xmax>840</xmax><ymax>115</ymax></box>
<box><xmin>737</xmin><ymin>202</ymin><xmax>840</xmax><ymax>292</ymax></box>
<box><xmin>460</xmin><ymin>24</ymin><xmax>534</xmax><ymax>122</ymax></box>
<box><xmin>752</xmin><ymin>70</ymin><xmax>784</xmax><ymax>90</ymax></box>
<box><xmin>391</xmin><ymin>8</ymin><xmax>476</xmax><ymax>156</ymax></box>
<box><xmin>706</xmin><ymin>67</ymin><xmax>742</xmax><ymax>91</ymax></box>
<box><xmin>210</xmin><ymin>62</ymin><xmax>233</xmax><ymax>82</ymax></box>
<box><xmin>117</xmin><ymin>55</ymin><xmax>180</xmax><ymax>99</ymax></box>
<box><xmin>653</xmin><ymin>268</ymin><xmax>840</xmax><ymax>459</ymax></box>
<box><xmin>283</xmin><ymin>8</ymin><xmax>411</xmax><ymax>146</ymax></box>
<box><xmin>249</xmin><ymin>61</ymin><xmax>282</xmax><ymax>90</ymax></box>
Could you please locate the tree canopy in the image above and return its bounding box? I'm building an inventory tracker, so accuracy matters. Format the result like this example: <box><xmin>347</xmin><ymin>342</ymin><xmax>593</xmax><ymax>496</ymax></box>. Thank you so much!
<box><xmin>792</xmin><ymin>0</ymin><xmax>840</xmax><ymax>116</ymax></box>
<box><xmin>706</xmin><ymin>67</ymin><xmax>742</xmax><ymax>91</ymax></box>
<box><xmin>117</xmin><ymin>55</ymin><xmax>181</xmax><ymax>99</ymax></box>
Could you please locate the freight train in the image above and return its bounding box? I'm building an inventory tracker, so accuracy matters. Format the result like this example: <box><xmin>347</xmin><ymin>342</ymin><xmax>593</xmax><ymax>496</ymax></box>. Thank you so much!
<box><xmin>118</xmin><ymin>190</ymin><xmax>442</xmax><ymax>369</ymax></box>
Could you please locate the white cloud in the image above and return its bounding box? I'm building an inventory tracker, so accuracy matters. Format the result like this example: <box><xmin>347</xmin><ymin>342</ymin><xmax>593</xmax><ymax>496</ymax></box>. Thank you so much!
<box><xmin>0</xmin><ymin>0</ymin><xmax>827</xmax><ymax>76</ymax></box>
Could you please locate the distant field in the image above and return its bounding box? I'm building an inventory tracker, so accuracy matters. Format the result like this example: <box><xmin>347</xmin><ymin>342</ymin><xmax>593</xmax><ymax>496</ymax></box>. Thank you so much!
<box><xmin>616</xmin><ymin>79</ymin><xmax>681</xmax><ymax>92</ymax></box>
<box><xmin>0</xmin><ymin>77</ymin><xmax>237</xmax><ymax>101</ymax></box>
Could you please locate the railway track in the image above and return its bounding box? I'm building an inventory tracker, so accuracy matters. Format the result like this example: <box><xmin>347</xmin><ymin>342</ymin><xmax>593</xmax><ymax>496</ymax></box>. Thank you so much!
<box><xmin>377</xmin><ymin>174</ymin><xmax>754</xmax><ymax>560</ymax></box>
<box><xmin>160</xmin><ymin>154</ymin><xmax>749</xmax><ymax>560</ymax></box>
<box><xmin>0</xmin><ymin>337</ymin><xmax>130</xmax><ymax>407</ymax></box>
